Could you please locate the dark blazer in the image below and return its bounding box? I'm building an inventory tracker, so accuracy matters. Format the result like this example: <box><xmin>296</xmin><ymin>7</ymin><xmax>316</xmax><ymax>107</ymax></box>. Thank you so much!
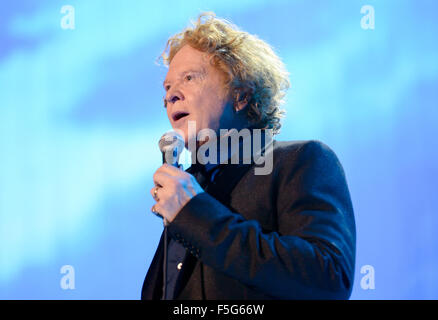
<box><xmin>141</xmin><ymin>140</ymin><xmax>356</xmax><ymax>299</ymax></box>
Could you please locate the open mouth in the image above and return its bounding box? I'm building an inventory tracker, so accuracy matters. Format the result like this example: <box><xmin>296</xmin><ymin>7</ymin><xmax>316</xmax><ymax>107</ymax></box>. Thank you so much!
<box><xmin>172</xmin><ymin>111</ymin><xmax>190</xmax><ymax>122</ymax></box>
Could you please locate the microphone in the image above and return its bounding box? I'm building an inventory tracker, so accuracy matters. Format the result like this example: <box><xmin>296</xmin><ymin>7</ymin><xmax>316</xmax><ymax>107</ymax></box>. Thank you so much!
<box><xmin>157</xmin><ymin>130</ymin><xmax>184</xmax><ymax>300</ymax></box>
<box><xmin>159</xmin><ymin>131</ymin><xmax>185</xmax><ymax>167</ymax></box>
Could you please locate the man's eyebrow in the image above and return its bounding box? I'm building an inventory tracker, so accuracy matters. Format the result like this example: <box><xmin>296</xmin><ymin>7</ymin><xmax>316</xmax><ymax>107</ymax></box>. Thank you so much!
<box><xmin>163</xmin><ymin>68</ymin><xmax>206</xmax><ymax>88</ymax></box>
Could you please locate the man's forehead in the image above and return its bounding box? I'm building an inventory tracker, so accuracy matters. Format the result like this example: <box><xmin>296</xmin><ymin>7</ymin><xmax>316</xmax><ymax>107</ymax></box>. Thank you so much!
<box><xmin>169</xmin><ymin>46</ymin><xmax>210</xmax><ymax>67</ymax></box>
<box><xmin>164</xmin><ymin>64</ymin><xmax>208</xmax><ymax>83</ymax></box>
<box><xmin>163</xmin><ymin>46</ymin><xmax>212</xmax><ymax>83</ymax></box>
<box><xmin>168</xmin><ymin>63</ymin><xmax>206</xmax><ymax>74</ymax></box>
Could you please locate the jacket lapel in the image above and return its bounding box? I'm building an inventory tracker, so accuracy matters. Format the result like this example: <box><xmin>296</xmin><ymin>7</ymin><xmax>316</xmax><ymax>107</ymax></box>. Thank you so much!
<box><xmin>206</xmin><ymin>163</ymin><xmax>253</xmax><ymax>203</ymax></box>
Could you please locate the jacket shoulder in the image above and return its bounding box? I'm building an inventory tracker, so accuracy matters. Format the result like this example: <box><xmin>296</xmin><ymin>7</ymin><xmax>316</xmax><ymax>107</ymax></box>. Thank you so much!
<box><xmin>273</xmin><ymin>139</ymin><xmax>340</xmax><ymax>165</ymax></box>
<box><xmin>274</xmin><ymin>139</ymin><xmax>334</xmax><ymax>154</ymax></box>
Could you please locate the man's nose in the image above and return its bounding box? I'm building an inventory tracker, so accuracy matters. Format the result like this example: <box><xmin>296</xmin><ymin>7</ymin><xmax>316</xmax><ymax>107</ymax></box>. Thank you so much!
<box><xmin>165</xmin><ymin>87</ymin><xmax>184</xmax><ymax>105</ymax></box>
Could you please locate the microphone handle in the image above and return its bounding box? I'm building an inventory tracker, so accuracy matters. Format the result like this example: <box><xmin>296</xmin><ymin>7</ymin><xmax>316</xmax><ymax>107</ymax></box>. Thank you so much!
<box><xmin>162</xmin><ymin>226</ymin><xmax>168</xmax><ymax>300</ymax></box>
<box><xmin>162</xmin><ymin>149</ymin><xmax>179</xmax><ymax>167</ymax></box>
<box><xmin>161</xmin><ymin>150</ymin><xmax>179</xmax><ymax>300</ymax></box>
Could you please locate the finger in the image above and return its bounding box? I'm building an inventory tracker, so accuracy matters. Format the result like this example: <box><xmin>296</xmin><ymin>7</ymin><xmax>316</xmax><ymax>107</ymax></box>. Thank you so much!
<box><xmin>158</xmin><ymin>163</ymin><xmax>185</xmax><ymax>176</ymax></box>
<box><xmin>153</xmin><ymin>203</ymin><xmax>169</xmax><ymax>223</ymax></box>
<box><xmin>151</xmin><ymin>204</ymin><xmax>163</xmax><ymax>219</ymax></box>
<box><xmin>152</xmin><ymin>170</ymin><xmax>174</xmax><ymax>189</ymax></box>
<box><xmin>150</xmin><ymin>186</ymin><xmax>161</xmax><ymax>201</ymax></box>
<box><xmin>154</xmin><ymin>182</ymin><xmax>163</xmax><ymax>188</ymax></box>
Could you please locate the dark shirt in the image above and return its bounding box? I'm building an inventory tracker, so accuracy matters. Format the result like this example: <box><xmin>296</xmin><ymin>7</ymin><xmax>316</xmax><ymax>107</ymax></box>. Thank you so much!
<box><xmin>164</xmin><ymin>236</ymin><xmax>187</xmax><ymax>299</ymax></box>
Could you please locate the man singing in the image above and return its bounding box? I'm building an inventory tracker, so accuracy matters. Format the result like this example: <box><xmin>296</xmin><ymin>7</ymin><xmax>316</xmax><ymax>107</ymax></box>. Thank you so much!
<box><xmin>142</xmin><ymin>12</ymin><xmax>356</xmax><ymax>300</ymax></box>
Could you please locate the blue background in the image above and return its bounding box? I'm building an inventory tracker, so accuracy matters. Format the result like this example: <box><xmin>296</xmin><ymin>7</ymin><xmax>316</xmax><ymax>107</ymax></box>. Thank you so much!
<box><xmin>1</xmin><ymin>0</ymin><xmax>437</xmax><ymax>299</ymax></box>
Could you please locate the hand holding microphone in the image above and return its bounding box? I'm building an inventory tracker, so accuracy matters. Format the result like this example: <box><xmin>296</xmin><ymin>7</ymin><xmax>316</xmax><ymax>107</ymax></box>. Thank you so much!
<box><xmin>151</xmin><ymin>131</ymin><xmax>203</xmax><ymax>226</ymax></box>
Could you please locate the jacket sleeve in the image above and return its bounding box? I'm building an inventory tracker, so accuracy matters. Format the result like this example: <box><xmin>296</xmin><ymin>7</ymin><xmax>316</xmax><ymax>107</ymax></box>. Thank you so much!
<box><xmin>167</xmin><ymin>140</ymin><xmax>356</xmax><ymax>299</ymax></box>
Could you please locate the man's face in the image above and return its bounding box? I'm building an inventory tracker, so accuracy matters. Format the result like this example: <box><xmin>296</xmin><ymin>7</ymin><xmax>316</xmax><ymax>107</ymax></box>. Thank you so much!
<box><xmin>163</xmin><ymin>45</ymin><xmax>237</xmax><ymax>145</ymax></box>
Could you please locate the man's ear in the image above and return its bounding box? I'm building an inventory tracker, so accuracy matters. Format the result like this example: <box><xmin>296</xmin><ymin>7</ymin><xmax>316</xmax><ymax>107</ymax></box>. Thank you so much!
<box><xmin>234</xmin><ymin>88</ymin><xmax>252</xmax><ymax>112</ymax></box>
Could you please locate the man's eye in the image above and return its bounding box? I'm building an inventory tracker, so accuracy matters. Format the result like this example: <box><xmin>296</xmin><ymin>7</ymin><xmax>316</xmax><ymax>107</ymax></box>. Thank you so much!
<box><xmin>185</xmin><ymin>75</ymin><xmax>193</xmax><ymax>81</ymax></box>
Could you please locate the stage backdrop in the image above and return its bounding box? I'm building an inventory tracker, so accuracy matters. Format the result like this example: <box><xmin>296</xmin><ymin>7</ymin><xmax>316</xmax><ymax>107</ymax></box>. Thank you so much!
<box><xmin>1</xmin><ymin>0</ymin><xmax>437</xmax><ymax>299</ymax></box>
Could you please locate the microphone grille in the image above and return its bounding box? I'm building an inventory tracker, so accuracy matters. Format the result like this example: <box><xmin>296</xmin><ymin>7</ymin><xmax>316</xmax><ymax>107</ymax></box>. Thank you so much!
<box><xmin>158</xmin><ymin>131</ymin><xmax>184</xmax><ymax>152</ymax></box>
